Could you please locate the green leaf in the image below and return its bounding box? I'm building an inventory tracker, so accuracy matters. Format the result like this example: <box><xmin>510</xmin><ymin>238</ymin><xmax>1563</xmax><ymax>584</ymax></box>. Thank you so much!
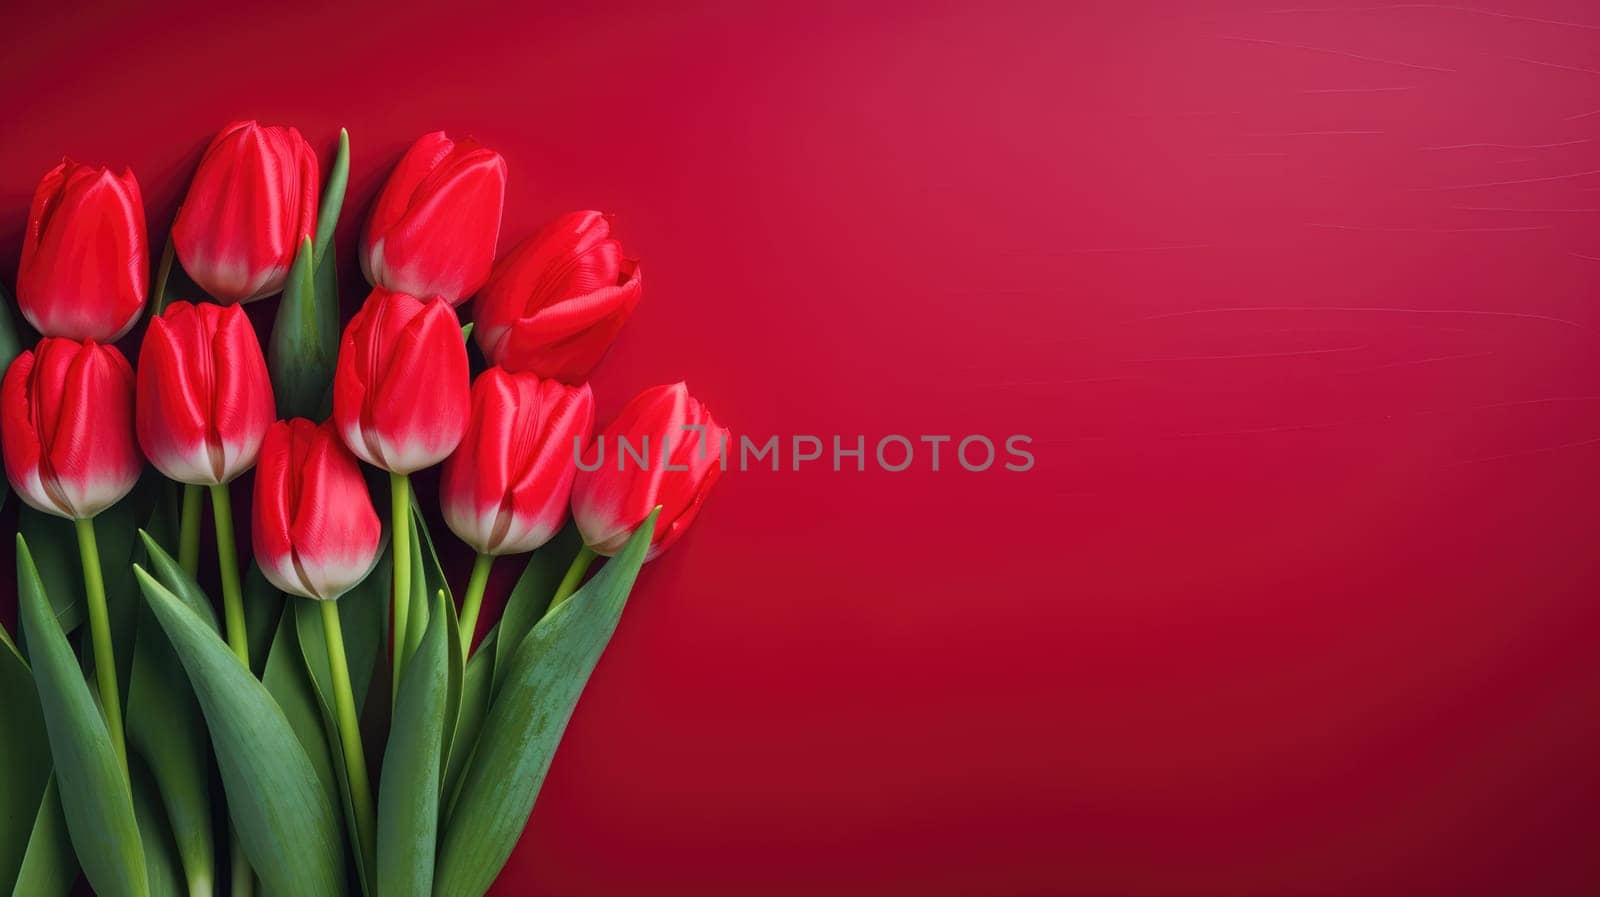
<box><xmin>313</xmin><ymin>129</ymin><xmax>350</xmax><ymax>265</ymax></box>
<box><xmin>18</xmin><ymin>509</ymin><xmax>86</xmax><ymax>634</ymax></box>
<box><xmin>434</xmin><ymin>512</ymin><xmax>656</xmax><ymax>897</ymax></box>
<box><xmin>149</xmin><ymin>236</ymin><xmax>177</xmax><ymax>315</ymax></box>
<box><xmin>493</xmin><ymin>525</ymin><xmax>582</xmax><ymax>694</ymax></box>
<box><xmin>270</xmin><ymin>128</ymin><xmax>346</xmax><ymax>421</ymax></box>
<box><xmin>134</xmin><ymin>566</ymin><xmax>345</xmax><ymax>897</ymax></box>
<box><xmin>268</xmin><ymin>238</ymin><xmax>327</xmax><ymax>419</ymax></box>
<box><xmin>401</xmin><ymin>510</ymin><xmax>434</xmax><ymax>665</ymax></box>
<box><xmin>377</xmin><ymin>590</ymin><xmax>449</xmax><ymax>897</ymax></box>
<box><xmin>441</xmin><ymin>625</ymin><xmax>497</xmax><ymax>816</ymax></box>
<box><xmin>0</xmin><ymin>626</ymin><xmax>53</xmax><ymax>892</ymax></box>
<box><xmin>130</xmin><ymin>756</ymin><xmax>186</xmax><ymax>897</ymax></box>
<box><xmin>20</xmin><ymin>490</ymin><xmax>146</xmax><ymax>667</ymax></box>
<box><xmin>135</xmin><ymin>531</ymin><xmax>218</xmax><ymax>629</ymax></box>
<box><xmin>293</xmin><ymin>577</ymin><xmax>388</xmax><ymax>897</ymax></box>
<box><xmin>8</xmin><ymin>778</ymin><xmax>75</xmax><ymax>897</ymax></box>
<box><xmin>260</xmin><ymin>612</ymin><xmax>339</xmax><ymax>811</ymax></box>
<box><xmin>126</xmin><ymin>600</ymin><xmax>213</xmax><ymax>897</ymax></box>
<box><xmin>16</xmin><ymin>535</ymin><xmax>149</xmax><ymax>897</ymax></box>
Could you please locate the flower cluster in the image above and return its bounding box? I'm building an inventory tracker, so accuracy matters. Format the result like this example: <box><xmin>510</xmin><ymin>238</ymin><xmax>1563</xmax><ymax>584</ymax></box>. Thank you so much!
<box><xmin>1</xmin><ymin>120</ymin><xmax>727</xmax><ymax>897</ymax></box>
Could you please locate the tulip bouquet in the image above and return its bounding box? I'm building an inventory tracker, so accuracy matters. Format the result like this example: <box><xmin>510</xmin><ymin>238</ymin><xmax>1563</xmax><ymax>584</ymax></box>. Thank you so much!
<box><xmin>0</xmin><ymin>121</ymin><xmax>724</xmax><ymax>897</ymax></box>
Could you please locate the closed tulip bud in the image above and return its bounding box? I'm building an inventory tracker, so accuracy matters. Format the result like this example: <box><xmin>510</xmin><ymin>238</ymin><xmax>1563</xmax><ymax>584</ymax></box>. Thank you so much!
<box><xmin>441</xmin><ymin>369</ymin><xmax>593</xmax><ymax>556</ymax></box>
<box><xmin>333</xmin><ymin>288</ymin><xmax>470</xmax><ymax>474</ymax></box>
<box><xmin>253</xmin><ymin>419</ymin><xmax>382</xmax><ymax>600</ymax></box>
<box><xmin>572</xmin><ymin>382</ymin><xmax>726</xmax><ymax>560</ymax></box>
<box><xmin>136</xmin><ymin>302</ymin><xmax>275</xmax><ymax>485</ymax></box>
<box><xmin>17</xmin><ymin>158</ymin><xmax>148</xmax><ymax>341</ymax></box>
<box><xmin>473</xmin><ymin>211</ymin><xmax>641</xmax><ymax>384</ymax></box>
<box><xmin>173</xmin><ymin>120</ymin><xmax>319</xmax><ymax>304</ymax></box>
<box><xmin>2</xmin><ymin>338</ymin><xmax>142</xmax><ymax>519</ymax></box>
<box><xmin>361</xmin><ymin>131</ymin><xmax>507</xmax><ymax>305</ymax></box>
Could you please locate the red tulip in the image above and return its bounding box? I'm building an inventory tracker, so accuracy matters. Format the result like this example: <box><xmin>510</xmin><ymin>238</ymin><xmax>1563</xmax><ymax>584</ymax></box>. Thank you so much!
<box><xmin>17</xmin><ymin>158</ymin><xmax>148</xmax><ymax>341</ymax></box>
<box><xmin>333</xmin><ymin>288</ymin><xmax>470</xmax><ymax>474</ymax></box>
<box><xmin>571</xmin><ymin>382</ymin><xmax>726</xmax><ymax>560</ymax></box>
<box><xmin>473</xmin><ymin>211</ymin><xmax>641</xmax><ymax>383</ymax></box>
<box><xmin>1</xmin><ymin>338</ymin><xmax>141</xmax><ymax>519</ymax></box>
<box><xmin>172</xmin><ymin>120</ymin><xmax>319</xmax><ymax>304</ymax></box>
<box><xmin>136</xmin><ymin>302</ymin><xmax>275</xmax><ymax>485</ymax></box>
<box><xmin>441</xmin><ymin>369</ymin><xmax>593</xmax><ymax>556</ymax></box>
<box><xmin>253</xmin><ymin>418</ymin><xmax>382</xmax><ymax>600</ymax></box>
<box><xmin>361</xmin><ymin>131</ymin><xmax>507</xmax><ymax>306</ymax></box>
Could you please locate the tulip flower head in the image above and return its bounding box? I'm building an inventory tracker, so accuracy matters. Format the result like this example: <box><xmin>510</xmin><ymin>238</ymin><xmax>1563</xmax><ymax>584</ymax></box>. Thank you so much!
<box><xmin>173</xmin><ymin>119</ymin><xmax>319</xmax><ymax>303</ymax></box>
<box><xmin>253</xmin><ymin>418</ymin><xmax>382</xmax><ymax>600</ymax></box>
<box><xmin>136</xmin><ymin>302</ymin><xmax>275</xmax><ymax>485</ymax></box>
<box><xmin>361</xmin><ymin>130</ymin><xmax>507</xmax><ymax>305</ymax></box>
<box><xmin>333</xmin><ymin>288</ymin><xmax>471</xmax><ymax>474</ymax></box>
<box><xmin>441</xmin><ymin>369</ymin><xmax>593</xmax><ymax>556</ymax></box>
<box><xmin>473</xmin><ymin>210</ymin><xmax>642</xmax><ymax>384</ymax></box>
<box><xmin>17</xmin><ymin>158</ymin><xmax>148</xmax><ymax>341</ymax></box>
<box><xmin>2</xmin><ymin>338</ymin><xmax>142</xmax><ymax>519</ymax></box>
<box><xmin>572</xmin><ymin>382</ymin><xmax>726</xmax><ymax>560</ymax></box>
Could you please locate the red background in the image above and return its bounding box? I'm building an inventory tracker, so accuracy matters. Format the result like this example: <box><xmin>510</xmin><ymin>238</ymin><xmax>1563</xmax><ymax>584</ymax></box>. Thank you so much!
<box><xmin>3</xmin><ymin>1</ymin><xmax>1599</xmax><ymax>894</ymax></box>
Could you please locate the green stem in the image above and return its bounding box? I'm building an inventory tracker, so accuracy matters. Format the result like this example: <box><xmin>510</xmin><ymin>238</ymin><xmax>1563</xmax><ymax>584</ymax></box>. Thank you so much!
<box><xmin>457</xmin><ymin>553</ymin><xmax>494</xmax><ymax>656</ymax></box>
<box><xmin>319</xmin><ymin>599</ymin><xmax>376</xmax><ymax>881</ymax></box>
<box><xmin>547</xmin><ymin>546</ymin><xmax>598</xmax><ymax>612</ymax></box>
<box><xmin>209</xmin><ymin>485</ymin><xmax>249</xmax><ymax>666</ymax></box>
<box><xmin>389</xmin><ymin>472</ymin><xmax>412</xmax><ymax>707</ymax></box>
<box><xmin>74</xmin><ymin>516</ymin><xmax>126</xmax><ymax>773</ymax></box>
<box><xmin>178</xmin><ymin>483</ymin><xmax>203</xmax><ymax>577</ymax></box>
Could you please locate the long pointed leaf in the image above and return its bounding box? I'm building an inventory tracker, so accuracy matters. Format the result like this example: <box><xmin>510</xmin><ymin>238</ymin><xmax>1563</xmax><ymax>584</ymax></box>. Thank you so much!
<box><xmin>130</xmin><ymin>756</ymin><xmax>186</xmax><ymax>897</ymax></box>
<box><xmin>492</xmin><ymin>526</ymin><xmax>582</xmax><ymax>693</ymax></box>
<box><xmin>16</xmin><ymin>535</ymin><xmax>148</xmax><ymax>897</ymax></box>
<box><xmin>377</xmin><ymin>590</ymin><xmax>449</xmax><ymax>897</ymax></box>
<box><xmin>135</xmin><ymin>566</ymin><xmax>344</xmax><ymax>897</ymax></box>
<box><xmin>434</xmin><ymin>513</ymin><xmax>655</xmax><ymax>897</ymax></box>
<box><xmin>313</xmin><ymin>129</ymin><xmax>349</xmax><ymax>264</ymax></box>
<box><xmin>126</xmin><ymin>602</ymin><xmax>213</xmax><ymax>897</ymax></box>
<box><xmin>260</xmin><ymin>612</ymin><xmax>339</xmax><ymax>811</ymax></box>
<box><xmin>8</xmin><ymin>778</ymin><xmax>74</xmax><ymax>897</ymax></box>
<box><xmin>441</xmin><ymin>625</ymin><xmax>497</xmax><ymax>816</ymax></box>
<box><xmin>0</xmin><ymin>625</ymin><xmax>52</xmax><ymax>891</ymax></box>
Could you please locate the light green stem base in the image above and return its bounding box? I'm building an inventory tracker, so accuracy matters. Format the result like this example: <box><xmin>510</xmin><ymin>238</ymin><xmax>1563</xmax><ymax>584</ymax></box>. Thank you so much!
<box><xmin>320</xmin><ymin>599</ymin><xmax>376</xmax><ymax>878</ymax></box>
<box><xmin>179</xmin><ymin>483</ymin><xmax>203</xmax><ymax>577</ymax></box>
<box><xmin>389</xmin><ymin>472</ymin><xmax>412</xmax><ymax>707</ymax></box>
<box><xmin>229</xmin><ymin>834</ymin><xmax>252</xmax><ymax>897</ymax></box>
<box><xmin>548</xmin><ymin>546</ymin><xmax>598</xmax><ymax>612</ymax></box>
<box><xmin>210</xmin><ymin>484</ymin><xmax>254</xmax><ymax>897</ymax></box>
<box><xmin>74</xmin><ymin>516</ymin><xmax>126</xmax><ymax>773</ymax></box>
<box><xmin>458</xmin><ymin>553</ymin><xmax>494</xmax><ymax>656</ymax></box>
<box><xmin>209</xmin><ymin>485</ymin><xmax>249</xmax><ymax>666</ymax></box>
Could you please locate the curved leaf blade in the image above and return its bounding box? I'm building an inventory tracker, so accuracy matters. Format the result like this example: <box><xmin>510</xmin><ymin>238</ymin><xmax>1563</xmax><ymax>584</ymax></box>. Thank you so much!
<box><xmin>8</xmin><ymin>777</ymin><xmax>75</xmax><ymax>897</ymax></box>
<box><xmin>433</xmin><ymin>513</ymin><xmax>655</xmax><ymax>897</ymax></box>
<box><xmin>16</xmin><ymin>535</ymin><xmax>148</xmax><ymax>897</ymax></box>
<box><xmin>0</xmin><ymin>626</ymin><xmax>52</xmax><ymax>890</ymax></box>
<box><xmin>492</xmin><ymin>525</ymin><xmax>581</xmax><ymax>693</ymax></box>
<box><xmin>135</xmin><ymin>566</ymin><xmax>344</xmax><ymax>897</ymax></box>
<box><xmin>130</xmin><ymin>756</ymin><xmax>186</xmax><ymax>897</ymax></box>
<box><xmin>126</xmin><ymin>602</ymin><xmax>213</xmax><ymax>897</ymax></box>
<box><xmin>377</xmin><ymin>590</ymin><xmax>449</xmax><ymax>897</ymax></box>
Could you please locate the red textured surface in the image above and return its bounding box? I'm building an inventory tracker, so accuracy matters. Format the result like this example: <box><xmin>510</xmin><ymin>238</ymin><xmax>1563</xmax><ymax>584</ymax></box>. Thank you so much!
<box><xmin>3</xmin><ymin>2</ymin><xmax>1599</xmax><ymax>894</ymax></box>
